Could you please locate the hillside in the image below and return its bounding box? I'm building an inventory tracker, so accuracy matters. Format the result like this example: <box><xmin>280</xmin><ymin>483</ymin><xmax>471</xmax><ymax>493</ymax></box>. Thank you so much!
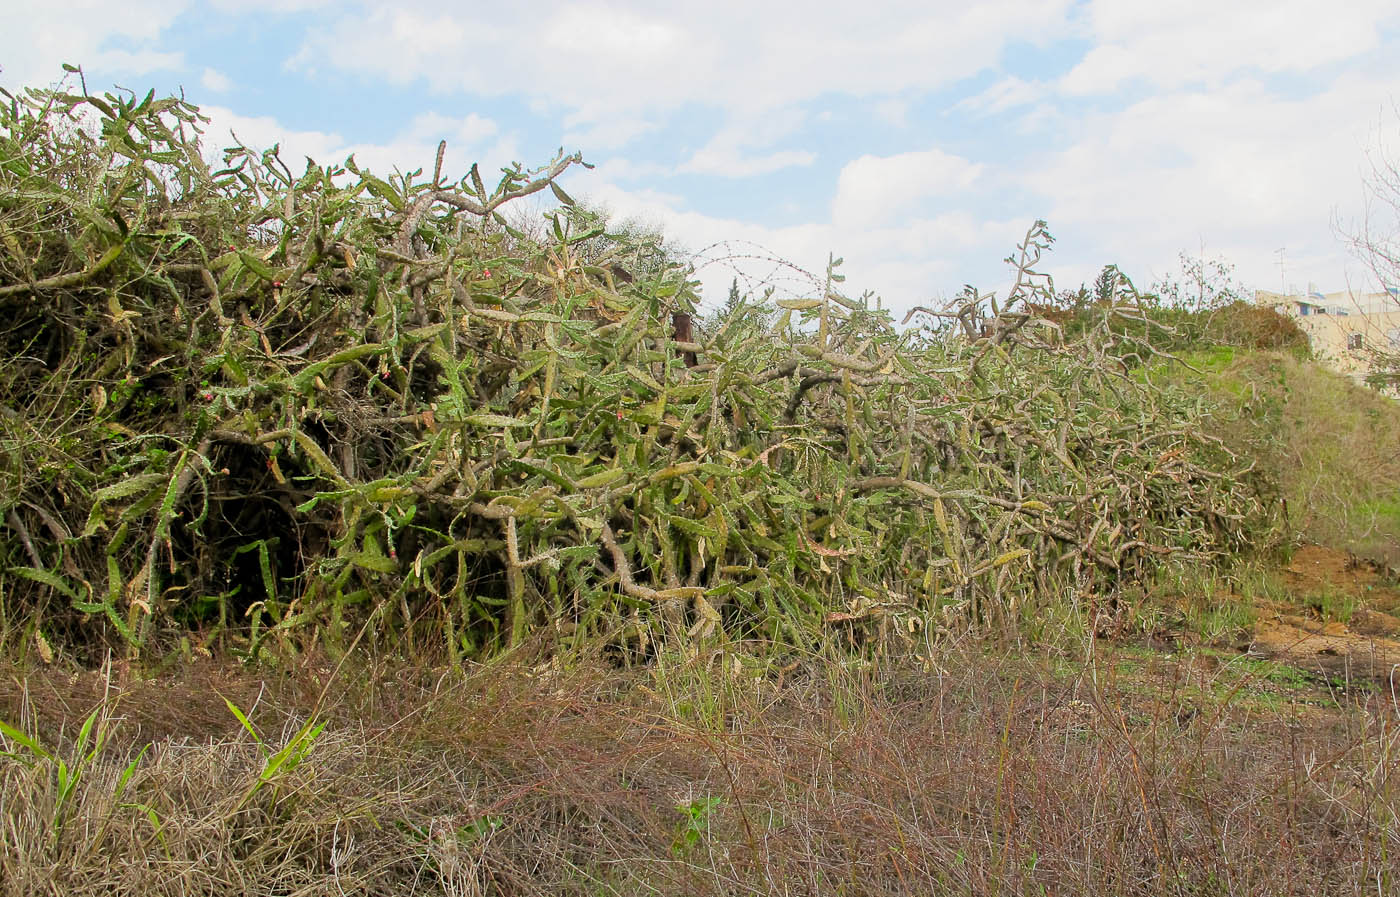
<box><xmin>1185</xmin><ymin>347</ymin><xmax>1400</xmax><ymax>564</ymax></box>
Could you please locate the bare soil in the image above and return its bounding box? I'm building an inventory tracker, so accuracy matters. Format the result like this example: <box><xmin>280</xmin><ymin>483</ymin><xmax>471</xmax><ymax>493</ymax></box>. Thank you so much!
<box><xmin>1250</xmin><ymin>544</ymin><xmax>1400</xmax><ymax>687</ymax></box>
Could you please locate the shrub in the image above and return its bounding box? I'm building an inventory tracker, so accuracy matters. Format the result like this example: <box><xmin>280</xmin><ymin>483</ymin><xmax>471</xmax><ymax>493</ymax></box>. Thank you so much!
<box><xmin>0</xmin><ymin>81</ymin><xmax>1274</xmax><ymax>663</ymax></box>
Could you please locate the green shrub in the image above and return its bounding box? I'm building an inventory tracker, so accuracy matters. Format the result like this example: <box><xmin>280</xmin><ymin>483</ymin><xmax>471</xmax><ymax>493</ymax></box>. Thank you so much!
<box><xmin>0</xmin><ymin>80</ymin><xmax>1275</xmax><ymax>663</ymax></box>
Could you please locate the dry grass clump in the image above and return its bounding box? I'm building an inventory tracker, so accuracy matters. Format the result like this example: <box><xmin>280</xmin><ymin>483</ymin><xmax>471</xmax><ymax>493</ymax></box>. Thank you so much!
<box><xmin>2</xmin><ymin>648</ymin><xmax>1396</xmax><ymax>896</ymax></box>
<box><xmin>1205</xmin><ymin>302</ymin><xmax>1310</xmax><ymax>350</ymax></box>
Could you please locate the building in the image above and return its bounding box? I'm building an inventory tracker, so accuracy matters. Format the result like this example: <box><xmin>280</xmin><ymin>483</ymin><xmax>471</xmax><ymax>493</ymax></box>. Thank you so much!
<box><xmin>1254</xmin><ymin>288</ymin><xmax>1400</xmax><ymax>387</ymax></box>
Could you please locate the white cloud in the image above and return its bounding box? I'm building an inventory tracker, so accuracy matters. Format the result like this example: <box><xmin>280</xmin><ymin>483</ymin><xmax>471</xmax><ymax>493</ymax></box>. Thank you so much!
<box><xmin>562</xmin><ymin>111</ymin><xmax>657</xmax><ymax>153</ymax></box>
<box><xmin>873</xmin><ymin>98</ymin><xmax>909</xmax><ymax>128</ymax></box>
<box><xmin>0</xmin><ymin>0</ymin><xmax>188</xmax><ymax>89</ymax></box>
<box><xmin>197</xmin><ymin>106</ymin><xmax>516</xmax><ymax>184</ymax></box>
<box><xmin>199</xmin><ymin>106</ymin><xmax>346</xmax><ymax>165</ymax></box>
<box><xmin>833</xmin><ymin>149</ymin><xmax>983</xmax><ymax>228</ymax></box>
<box><xmin>90</xmin><ymin>48</ymin><xmax>185</xmax><ymax>75</ymax></box>
<box><xmin>206</xmin><ymin>0</ymin><xmax>332</xmax><ymax>9</ymax></box>
<box><xmin>200</xmin><ymin>67</ymin><xmax>233</xmax><ymax>93</ymax></box>
<box><xmin>541</xmin><ymin>5</ymin><xmax>681</xmax><ymax>61</ymax></box>
<box><xmin>954</xmin><ymin>76</ymin><xmax>1047</xmax><ymax>116</ymax></box>
<box><xmin>590</xmin><ymin>157</ymin><xmax>673</xmax><ymax>182</ymax></box>
<box><xmin>675</xmin><ymin>107</ymin><xmax>819</xmax><ymax>177</ymax></box>
<box><xmin>577</xmin><ymin>49</ymin><xmax>1400</xmax><ymax>316</ymax></box>
<box><xmin>287</xmin><ymin>0</ymin><xmax>1074</xmax><ymax>145</ymax></box>
<box><xmin>579</xmin><ymin>164</ymin><xmax>1028</xmax><ymax>318</ymax></box>
<box><xmin>402</xmin><ymin>110</ymin><xmax>498</xmax><ymax>147</ymax></box>
<box><xmin>1059</xmin><ymin>45</ymin><xmax>1136</xmax><ymax>96</ymax></box>
<box><xmin>679</xmin><ymin>146</ymin><xmax>816</xmax><ymax>178</ymax></box>
<box><xmin>1030</xmin><ymin>71</ymin><xmax>1396</xmax><ymax>291</ymax></box>
<box><xmin>1061</xmin><ymin>0</ymin><xmax>1399</xmax><ymax>94</ymax></box>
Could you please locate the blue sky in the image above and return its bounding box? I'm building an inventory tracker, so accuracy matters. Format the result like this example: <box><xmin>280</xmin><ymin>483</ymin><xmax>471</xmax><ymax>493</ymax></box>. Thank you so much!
<box><xmin>4</xmin><ymin>1</ymin><xmax>1399</xmax><ymax>315</ymax></box>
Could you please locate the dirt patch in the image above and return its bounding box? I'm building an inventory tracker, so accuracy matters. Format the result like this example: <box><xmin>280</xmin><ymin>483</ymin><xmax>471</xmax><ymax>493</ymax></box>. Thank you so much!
<box><xmin>1250</xmin><ymin>545</ymin><xmax>1400</xmax><ymax>686</ymax></box>
<box><xmin>1251</xmin><ymin>616</ymin><xmax>1400</xmax><ymax>686</ymax></box>
<box><xmin>1278</xmin><ymin>544</ymin><xmax>1400</xmax><ymax>615</ymax></box>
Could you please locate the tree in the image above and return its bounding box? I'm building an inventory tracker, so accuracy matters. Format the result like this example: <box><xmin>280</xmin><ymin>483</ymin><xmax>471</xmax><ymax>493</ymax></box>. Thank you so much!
<box><xmin>1348</xmin><ymin>110</ymin><xmax>1400</xmax><ymax>389</ymax></box>
<box><xmin>701</xmin><ymin>277</ymin><xmax>773</xmax><ymax>336</ymax></box>
<box><xmin>1151</xmin><ymin>251</ymin><xmax>1247</xmax><ymax>313</ymax></box>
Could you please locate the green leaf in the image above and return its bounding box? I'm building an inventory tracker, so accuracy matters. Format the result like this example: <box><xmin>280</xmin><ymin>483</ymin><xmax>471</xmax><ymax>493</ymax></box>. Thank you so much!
<box><xmin>237</xmin><ymin>250</ymin><xmax>275</xmax><ymax>281</ymax></box>
<box><xmin>549</xmin><ymin>181</ymin><xmax>576</xmax><ymax>207</ymax></box>
<box><xmin>85</xmin><ymin>472</ymin><xmax>166</xmax><ymax>533</ymax></box>
<box><xmin>404</xmin><ymin>322</ymin><xmax>447</xmax><ymax>342</ymax></box>
<box><xmin>292</xmin><ymin>430</ymin><xmax>348</xmax><ymax>485</ymax></box>
<box><xmin>348</xmin><ymin>551</ymin><xmax>398</xmax><ymax>574</ymax></box>
<box><xmin>270</xmin><ymin>719</ymin><xmax>324</xmax><ymax>779</ymax></box>
<box><xmin>0</xmin><ymin>717</ymin><xmax>53</xmax><ymax>763</ymax></box>
<box><xmin>257</xmin><ymin>540</ymin><xmax>276</xmax><ymax>603</ymax></box>
<box><xmin>361</xmin><ymin>174</ymin><xmax>403</xmax><ymax>210</ymax></box>
<box><xmin>625</xmin><ymin>366</ymin><xmax>664</xmax><ymax>393</ymax></box>
<box><xmin>222</xmin><ymin>696</ymin><xmax>264</xmax><ymax>749</ymax></box>
<box><xmin>86</xmin><ymin>95</ymin><xmax>116</xmax><ymax>119</ymax></box>
<box><xmin>74</xmin><ymin>709</ymin><xmax>99</xmax><ymax>761</ymax></box>
<box><xmin>7</xmin><ymin>567</ymin><xmax>82</xmax><ymax>603</ymax></box>
<box><xmin>666</xmin><ymin>514</ymin><xmax>720</xmax><ymax>539</ymax></box>
<box><xmin>566</xmin><ymin>226</ymin><xmax>604</xmax><ymax>245</ymax></box>
<box><xmin>576</xmin><ymin>468</ymin><xmax>627</xmax><ymax>489</ymax></box>
<box><xmin>291</xmin><ymin>343</ymin><xmax>387</xmax><ymax>390</ymax></box>
<box><xmin>91</xmin><ymin>240</ymin><xmax>126</xmax><ymax>274</ymax></box>
<box><xmin>113</xmin><ymin>745</ymin><xmax>149</xmax><ymax>803</ymax></box>
<box><xmin>464</xmin><ymin>413</ymin><xmax>531</xmax><ymax>429</ymax></box>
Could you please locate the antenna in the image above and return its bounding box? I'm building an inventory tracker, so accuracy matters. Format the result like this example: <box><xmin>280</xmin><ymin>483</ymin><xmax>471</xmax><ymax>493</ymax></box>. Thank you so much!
<box><xmin>1274</xmin><ymin>247</ymin><xmax>1286</xmax><ymax>295</ymax></box>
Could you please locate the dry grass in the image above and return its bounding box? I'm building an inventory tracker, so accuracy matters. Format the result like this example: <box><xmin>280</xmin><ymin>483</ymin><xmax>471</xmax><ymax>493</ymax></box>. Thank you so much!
<box><xmin>2</xmin><ymin>644</ymin><xmax>1396</xmax><ymax>896</ymax></box>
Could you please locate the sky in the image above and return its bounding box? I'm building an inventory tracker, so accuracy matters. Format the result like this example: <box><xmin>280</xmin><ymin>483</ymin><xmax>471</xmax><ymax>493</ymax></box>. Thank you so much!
<box><xmin>3</xmin><ymin>1</ymin><xmax>1398</xmax><ymax>316</ymax></box>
